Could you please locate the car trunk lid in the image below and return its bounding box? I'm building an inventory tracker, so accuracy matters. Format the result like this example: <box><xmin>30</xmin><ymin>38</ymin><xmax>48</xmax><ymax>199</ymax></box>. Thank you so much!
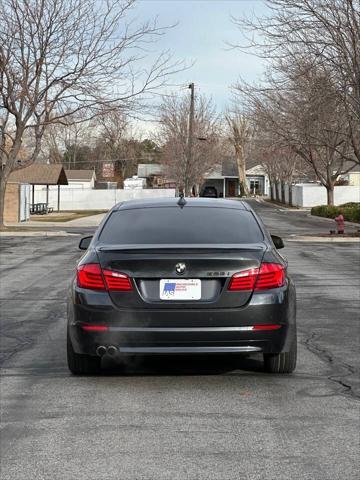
<box><xmin>96</xmin><ymin>244</ymin><xmax>266</xmax><ymax>309</ymax></box>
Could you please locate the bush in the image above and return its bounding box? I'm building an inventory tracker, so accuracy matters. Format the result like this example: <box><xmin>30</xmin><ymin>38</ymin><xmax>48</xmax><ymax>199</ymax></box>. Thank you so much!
<box><xmin>311</xmin><ymin>205</ymin><xmax>339</xmax><ymax>218</ymax></box>
<box><xmin>311</xmin><ymin>205</ymin><xmax>359</xmax><ymax>222</ymax></box>
<box><xmin>311</xmin><ymin>204</ymin><xmax>360</xmax><ymax>223</ymax></box>
<box><xmin>340</xmin><ymin>202</ymin><xmax>360</xmax><ymax>208</ymax></box>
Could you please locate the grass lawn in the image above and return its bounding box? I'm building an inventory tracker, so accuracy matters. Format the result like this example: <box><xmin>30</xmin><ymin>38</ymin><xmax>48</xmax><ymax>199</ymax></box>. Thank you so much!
<box><xmin>30</xmin><ymin>210</ymin><xmax>107</xmax><ymax>222</ymax></box>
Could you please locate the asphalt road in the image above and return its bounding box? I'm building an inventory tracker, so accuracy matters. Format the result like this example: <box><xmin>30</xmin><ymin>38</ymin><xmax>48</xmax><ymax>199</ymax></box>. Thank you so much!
<box><xmin>0</xmin><ymin>200</ymin><xmax>359</xmax><ymax>480</ymax></box>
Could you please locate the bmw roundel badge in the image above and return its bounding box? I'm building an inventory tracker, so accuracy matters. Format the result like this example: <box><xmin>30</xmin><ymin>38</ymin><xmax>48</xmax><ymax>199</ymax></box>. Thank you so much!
<box><xmin>175</xmin><ymin>262</ymin><xmax>186</xmax><ymax>275</ymax></box>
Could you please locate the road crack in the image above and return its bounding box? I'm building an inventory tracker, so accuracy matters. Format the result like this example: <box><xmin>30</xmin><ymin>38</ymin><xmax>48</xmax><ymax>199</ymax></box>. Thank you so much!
<box><xmin>302</xmin><ymin>331</ymin><xmax>359</xmax><ymax>400</ymax></box>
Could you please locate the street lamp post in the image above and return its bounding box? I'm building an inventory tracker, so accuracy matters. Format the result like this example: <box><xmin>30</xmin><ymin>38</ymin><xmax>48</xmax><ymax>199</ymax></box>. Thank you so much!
<box><xmin>185</xmin><ymin>82</ymin><xmax>195</xmax><ymax>196</ymax></box>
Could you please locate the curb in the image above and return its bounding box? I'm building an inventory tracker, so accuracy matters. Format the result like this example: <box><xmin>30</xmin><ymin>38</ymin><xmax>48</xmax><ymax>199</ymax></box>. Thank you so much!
<box><xmin>260</xmin><ymin>198</ymin><xmax>308</xmax><ymax>211</ymax></box>
<box><xmin>0</xmin><ymin>231</ymin><xmax>80</xmax><ymax>237</ymax></box>
<box><xmin>307</xmin><ymin>214</ymin><xmax>360</xmax><ymax>228</ymax></box>
<box><xmin>286</xmin><ymin>236</ymin><xmax>360</xmax><ymax>243</ymax></box>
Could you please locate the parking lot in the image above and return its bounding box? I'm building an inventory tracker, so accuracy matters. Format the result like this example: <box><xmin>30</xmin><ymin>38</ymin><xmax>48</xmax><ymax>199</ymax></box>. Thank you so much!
<box><xmin>0</xmin><ymin>200</ymin><xmax>359</xmax><ymax>480</ymax></box>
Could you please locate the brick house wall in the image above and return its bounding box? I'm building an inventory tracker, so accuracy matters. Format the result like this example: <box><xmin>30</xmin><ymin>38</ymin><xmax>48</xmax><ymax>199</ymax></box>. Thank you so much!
<box><xmin>4</xmin><ymin>182</ymin><xmax>20</xmax><ymax>223</ymax></box>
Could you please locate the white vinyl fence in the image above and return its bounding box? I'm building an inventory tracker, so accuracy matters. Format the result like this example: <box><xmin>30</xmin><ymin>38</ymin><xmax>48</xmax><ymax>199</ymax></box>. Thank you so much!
<box><xmin>271</xmin><ymin>183</ymin><xmax>360</xmax><ymax>207</ymax></box>
<box><xmin>34</xmin><ymin>187</ymin><xmax>176</xmax><ymax>211</ymax></box>
<box><xmin>20</xmin><ymin>183</ymin><xmax>31</xmax><ymax>221</ymax></box>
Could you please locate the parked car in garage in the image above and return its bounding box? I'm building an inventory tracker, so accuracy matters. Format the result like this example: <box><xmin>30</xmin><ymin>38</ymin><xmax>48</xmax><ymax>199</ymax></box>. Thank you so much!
<box><xmin>200</xmin><ymin>186</ymin><xmax>218</xmax><ymax>198</ymax></box>
<box><xmin>67</xmin><ymin>197</ymin><xmax>297</xmax><ymax>375</ymax></box>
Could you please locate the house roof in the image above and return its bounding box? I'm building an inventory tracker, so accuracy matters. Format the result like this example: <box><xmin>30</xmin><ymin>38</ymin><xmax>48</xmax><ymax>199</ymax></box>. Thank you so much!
<box><xmin>9</xmin><ymin>164</ymin><xmax>68</xmax><ymax>185</ymax></box>
<box><xmin>222</xmin><ymin>158</ymin><xmax>238</xmax><ymax>177</ymax></box>
<box><xmin>342</xmin><ymin>161</ymin><xmax>360</xmax><ymax>173</ymax></box>
<box><xmin>222</xmin><ymin>157</ymin><xmax>262</xmax><ymax>176</ymax></box>
<box><xmin>246</xmin><ymin>164</ymin><xmax>267</xmax><ymax>175</ymax></box>
<box><xmin>65</xmin><ymin>169</ymin><xmax>95</xmax><ymax>181</ymax></box>
<box><xmin>205</xmin><ymin>158</ymin><xmax>265</xmax><ymax>179</ymax></box>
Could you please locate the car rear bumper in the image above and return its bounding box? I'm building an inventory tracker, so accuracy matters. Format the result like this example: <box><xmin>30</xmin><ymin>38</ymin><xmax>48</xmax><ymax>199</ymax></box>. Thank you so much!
<box><xmin>103</xmin><ymin>345</ymin><xmax>263</xmax><ymax>354</ymax></box>
<box><xmin>68</xmin><ymin>286</ymin><xmax>296</xmax><ymax>356</ymax></box>
<box><xmin>69</xmin><ymin>325</ymin><xmax>290</xmax><ymax>356</ymax></box>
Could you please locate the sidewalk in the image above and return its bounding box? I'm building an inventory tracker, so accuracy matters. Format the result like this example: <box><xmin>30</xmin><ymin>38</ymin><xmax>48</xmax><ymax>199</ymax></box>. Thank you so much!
<box><xmin>0</xmin><ymin>230</ymin><xmax>80</xmax><ymax>237</ymax></box>
<box><xmin>261</xmin><ymin>197</ymin><xmax>360</xmax><ymax>228</ymax></box>
<box><xmin>260</xmin><ymin>198</ymin><xmax>309</xmax><ymax>212</ymax></box>
<box><xmin>2</xmin><ymin>213</ymin><xmax>106</xmax><ymax>236</ymax></box>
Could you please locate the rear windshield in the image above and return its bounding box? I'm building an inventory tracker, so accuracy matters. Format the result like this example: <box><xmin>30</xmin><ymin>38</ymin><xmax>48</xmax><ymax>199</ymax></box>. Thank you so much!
<box><xmin>99</xmin><ymin>207</ymin><xmax>264</xmax><ymax>244</ymax></box>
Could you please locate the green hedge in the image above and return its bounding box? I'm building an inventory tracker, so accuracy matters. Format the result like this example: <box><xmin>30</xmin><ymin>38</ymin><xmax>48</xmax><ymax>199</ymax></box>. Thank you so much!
<box><xmin>311</xmin><ymin>203</ymin><xmax>360</xmax><ymax>223</ymax></box>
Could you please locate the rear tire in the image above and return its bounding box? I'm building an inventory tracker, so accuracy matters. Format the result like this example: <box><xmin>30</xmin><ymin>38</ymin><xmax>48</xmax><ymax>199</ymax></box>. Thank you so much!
<box><xmin>67</xmin><ymin>331</ymin><xmax>101</xmax><ymax>375</ymax></box>
<box><xmin>263</xmin><ymin>337</ymin><xmax>297</xmax><ymax>374</ymax></box>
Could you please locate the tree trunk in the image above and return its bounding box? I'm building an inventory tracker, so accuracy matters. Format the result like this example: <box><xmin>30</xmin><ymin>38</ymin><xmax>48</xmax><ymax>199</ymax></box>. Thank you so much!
<box><xmin>183</xmin><ymin>177</ymin><xmax>192</xmax><ymax>196</ymax></box>
<box><xmin>0</xmin><ymin>174</ymin><xmax>8</xmax><ymax>228</ymax></box>
<box><xmin>275</xmin><ymin>182</ymin><xmax>280</xmax><ymax>202</ymax></box>
<box><xmin>281</xmin><ymin>181</ymin><xmax>285</xmax><ymax>204</ymax></box>
<box><xmin>0</xmin><ymin>140</ymin><xmax>23</xmax><ymax>228</ymax></box>
<box><xmin>289</xmin><ymin>184</ymin><xmax>293</xmax><ymax>207</ymax></box>
<box><xmin>327</xmin><ymin>185</ymin><xmax>334</xmax><ymax>206</ymax></box>
<box><xmin>235</xmin><ymin>145</ymin><xmax>248</xmax><ymax>197</ymax></box>
<box><xmin>269</xmin><ymin>180</ymin><xmax>275</xmax><ymax>200</ymax></box>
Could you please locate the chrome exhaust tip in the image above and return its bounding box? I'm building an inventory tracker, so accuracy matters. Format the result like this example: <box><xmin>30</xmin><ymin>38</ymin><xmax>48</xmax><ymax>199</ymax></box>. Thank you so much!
<box><xmin>107</xmin><ymin>345</ymin><xmax>118</xmax><ymax>357</ymax></box>
<box><xmin>96</xmin><ymin>345</ymin><xmax>107</xmax><ymax>357</ymax></box>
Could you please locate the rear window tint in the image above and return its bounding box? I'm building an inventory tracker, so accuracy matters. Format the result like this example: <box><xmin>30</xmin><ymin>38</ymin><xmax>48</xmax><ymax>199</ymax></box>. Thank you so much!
<box><xmin>99</xmin><ymin>207</ymin><xmax>263</xmax><ymax>244</ymax></box>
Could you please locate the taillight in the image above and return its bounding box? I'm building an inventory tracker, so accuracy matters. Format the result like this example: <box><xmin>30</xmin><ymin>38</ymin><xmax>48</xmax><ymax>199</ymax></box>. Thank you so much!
<box><xmin>252</xmin><ymin>324</ymin><xmax>282</xmax><ymax>331</ymax></box>
<box><xmin>255</xmin><ymin>263</ymin><xmax>285</xmax><ymax>290</ymax></box>
<box><xmin>77</xmin><ymin>264</ymin><xmax>105</xmax><ymax>290</ymax></box>
<box><xmin>103</xmin><ymin>269</ymin><xmax>133</xmax><ymax>291</ymax></box>
<box><xmin>77</xmin><ymin>264</ymin><xmax>133</xmax><ymax>291</ymax></box>
<box><xmin>81</xmin><ymin>324</ymin><xmax>109</xmax><ymax>332</ymax></box>
<box><xmin>228</xmin><ymin>263</ymin><xmax>285</xmax><ymax>291</ymax></box>
<box><xmin>228</xmin><ymin>268</ymin><xmax>258</xmax><ymax>291</ymax></box>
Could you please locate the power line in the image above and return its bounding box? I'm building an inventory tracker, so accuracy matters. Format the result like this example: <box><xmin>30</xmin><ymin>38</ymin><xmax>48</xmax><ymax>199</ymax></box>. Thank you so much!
<box><xmin>47</xmin><ymin>156</ymin><xmax>163</xmax><ymax>166</ymax></box>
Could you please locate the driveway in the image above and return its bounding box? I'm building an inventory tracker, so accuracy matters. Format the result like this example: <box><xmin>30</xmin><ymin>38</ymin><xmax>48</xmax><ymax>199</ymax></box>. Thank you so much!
<box><xmin>0</xmin><ymin>200</ymin><xmax>359</xmax><ymax>480</ymax></box>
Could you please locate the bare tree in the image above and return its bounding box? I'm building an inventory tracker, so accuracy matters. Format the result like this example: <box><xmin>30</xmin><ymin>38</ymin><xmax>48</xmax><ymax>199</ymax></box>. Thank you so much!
<box><xmin>158</xmin><ymin>93</ymin><xmax>220</xmax><ymax>195</ymax></box>
<box><xmin>42</xmin><ymin>111</ymin><xmax>93</xmax><ymax>166</ymax></box>
<box><xmin>230</xmin><ymin>0</ymin><xmax>359</xmax><ymax>205</ymax></box>
<box><xmin>0</xmin><ymin>0</ymin><xmax>184</xmax><ymax>226</ymax></box>
<box><xmin>234</xmin><ymin>62</ymin><xmax>355</xmax><ymax>205</ymax></box>
<box><xmin>252</xmin><ymin>132</ymin><xmax>302</xmax><ymax>204</ymax></box>
<box><xmin>225</xmin><ymin>113</ymin><xmax>252</xmax><ymax>196</ymax></box>
<box><xmin>42</xmin><ymin>125</ymin><xmax>64</xmax><ymax>164</ymax></box>
<box><xmin>232</xmin><ymin>0</ymin><xmax>360</xmax><ymax>164</ymax></box>
<box><xmin>98</xmin><ymin>109</ymin><xmax>128</xmax><ymax>184</ymax></box>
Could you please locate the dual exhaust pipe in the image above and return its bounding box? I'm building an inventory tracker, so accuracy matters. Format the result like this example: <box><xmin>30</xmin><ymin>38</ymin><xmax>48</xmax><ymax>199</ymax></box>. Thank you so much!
<box><xmin>96</xmin><ymin>345</ymin><xmax>118</xmax><ymax>357</ymax></box>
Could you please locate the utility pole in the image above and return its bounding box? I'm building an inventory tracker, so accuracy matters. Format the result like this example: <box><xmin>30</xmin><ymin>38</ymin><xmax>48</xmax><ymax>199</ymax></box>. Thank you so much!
<box><xmin>185</xmin><ymin>82</ymin><xmax>195</xmax><ymax>196</ymax></box>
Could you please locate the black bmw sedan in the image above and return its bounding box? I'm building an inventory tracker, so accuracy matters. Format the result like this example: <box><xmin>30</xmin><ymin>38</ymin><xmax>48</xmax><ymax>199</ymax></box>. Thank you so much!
<box><xmin>67</xmin><ymin>198</ymin><xmax>297</xmax><ymax>375</ymax></box>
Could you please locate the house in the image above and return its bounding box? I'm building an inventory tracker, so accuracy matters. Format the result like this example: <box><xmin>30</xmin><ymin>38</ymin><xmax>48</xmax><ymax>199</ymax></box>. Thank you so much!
<box><xmin>201</xmin><ymin>158</ymin><xmax>270</xmax><ymax>197</ymax></box>
<box><xmin>8</xmin><ymin>164</ymin><xmax>68</xmax><ymax>212</ymax></box>
<box><xmin>337</xmin><ymin>162</ymin><xmax>360</xmax><ymax>186</ymax></box>
<box><xmin>245</xmin><ymin>163</ymin><xmax>270</xmax><ymax>195</ymax></box>
<box><xmin>136</xmin><ymin>159</ymin><xmax>270</xmax><ymax>196</ymax></box>
<box><xmin>137</xmin><ymin>163</ymin><xmax>165</xmax><ymax>187</ymax></box>
<box><xmin>136</xmin><ymin>163</ymin><xmax>177</xmax><ymax>188</ymax></box>
<box><xmin>65</xmin><ymin>169</ymin><xmax>96</xmax><ymax>189</ymax></box>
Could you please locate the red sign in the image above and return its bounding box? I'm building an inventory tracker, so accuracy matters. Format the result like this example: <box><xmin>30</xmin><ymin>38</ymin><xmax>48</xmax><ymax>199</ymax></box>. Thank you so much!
<box><xmin>102</xmin><ymin>163</ymin><xmax>114</xmax><ymax>178</ymax></box>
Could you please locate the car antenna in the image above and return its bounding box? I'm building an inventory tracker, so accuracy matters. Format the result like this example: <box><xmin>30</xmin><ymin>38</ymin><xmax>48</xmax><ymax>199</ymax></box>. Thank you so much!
<box><xmin>177</xmin><ymin>192</ymin><xmax>187</xmax><ymax>208</ymax></box>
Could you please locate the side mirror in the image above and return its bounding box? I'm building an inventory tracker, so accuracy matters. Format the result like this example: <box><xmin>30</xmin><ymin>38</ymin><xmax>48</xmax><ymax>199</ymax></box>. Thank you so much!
<box><xmin>79</xmin><ymin>236</ymin><xmax>93</xmax><ymax>250</ymax></box>
<box><xmin>271</xmin><ymin>235</ymin><xmax>284</xmax><ymax>249</ymax></box>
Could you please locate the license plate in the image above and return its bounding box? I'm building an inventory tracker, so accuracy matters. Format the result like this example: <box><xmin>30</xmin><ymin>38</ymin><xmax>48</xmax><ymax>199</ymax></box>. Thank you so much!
<box><xmin>160</xmin><ymin>279</ymin><xmax>201</xmax><ymax>300</ymax></box>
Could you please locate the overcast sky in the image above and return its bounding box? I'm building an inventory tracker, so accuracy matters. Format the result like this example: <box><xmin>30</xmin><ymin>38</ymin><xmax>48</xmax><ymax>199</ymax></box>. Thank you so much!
<box><xmin>132</xmin><ymin>0</ymin><xmax>268</xmax><ymax>121</ymax></box>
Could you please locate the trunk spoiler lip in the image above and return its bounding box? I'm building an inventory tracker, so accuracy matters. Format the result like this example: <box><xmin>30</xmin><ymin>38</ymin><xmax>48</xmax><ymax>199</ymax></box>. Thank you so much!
<box><xmin>96</xmin><ymin>243</ymin><xmax>267</xmax><ymax>252</ymax></box>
